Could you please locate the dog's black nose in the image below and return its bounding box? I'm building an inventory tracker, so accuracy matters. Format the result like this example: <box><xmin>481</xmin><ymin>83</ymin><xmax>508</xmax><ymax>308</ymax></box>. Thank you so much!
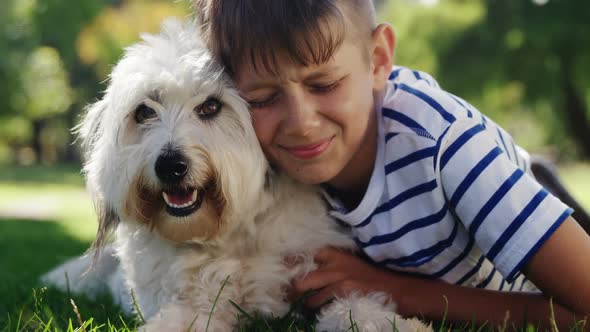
<box><xmin>155</xmin><ymin>152</ymin><xmax>189</xmax><ymax>183</ymax></box>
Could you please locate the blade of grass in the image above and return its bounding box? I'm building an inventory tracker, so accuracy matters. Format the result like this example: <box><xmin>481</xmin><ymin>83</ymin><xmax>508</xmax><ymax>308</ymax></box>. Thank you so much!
<box><xmin>205</xmin><ymin>275</ymin><xmax>231</xmax><ymax>332</ymax></box>
<box><xmin>130</xmin><ymin>289</ymin><xmax>145</xmax><ymax>325</ymax></box>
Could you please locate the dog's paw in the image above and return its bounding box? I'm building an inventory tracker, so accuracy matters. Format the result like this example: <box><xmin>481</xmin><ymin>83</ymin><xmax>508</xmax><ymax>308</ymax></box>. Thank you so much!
<box><xmin>316</xmin><ymin>292</ymin><xmax>432</xmax><ymax>332</ymax></box>
<box><xmin>389</xmin><ymin>317</ymin><xmax>433</xmax><ymax>332</ymax></box>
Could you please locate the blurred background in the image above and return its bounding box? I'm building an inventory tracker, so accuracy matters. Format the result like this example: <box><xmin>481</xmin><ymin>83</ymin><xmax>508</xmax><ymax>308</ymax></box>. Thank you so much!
<box><xmin>1</xmin><ymin>0</ymin><xmax>588</xmax><ymax>167</ymax></box>
<box><xmin>0</xmin><ymin>0</ymin><xmax>588</xmax><ymax>327</ymax></box>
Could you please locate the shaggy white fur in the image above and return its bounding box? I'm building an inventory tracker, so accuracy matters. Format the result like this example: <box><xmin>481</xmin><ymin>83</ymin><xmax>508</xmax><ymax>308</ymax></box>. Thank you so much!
<box><xmin>42</xmin><ymin>19</ymin><xmax>432</xmax><ymax>332</ymax></box>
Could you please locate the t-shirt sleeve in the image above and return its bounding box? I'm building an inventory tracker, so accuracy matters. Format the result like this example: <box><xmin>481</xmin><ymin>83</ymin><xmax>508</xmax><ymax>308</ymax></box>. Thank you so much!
<box><xmin>389</xmin><ymin>66</ymin><xmax>441</xmax><ymax>89</ymax></box>
<box><xmin>436</xmin><ymin>119</ymin><xmax>573</xmax><ymax>282</ymax></box>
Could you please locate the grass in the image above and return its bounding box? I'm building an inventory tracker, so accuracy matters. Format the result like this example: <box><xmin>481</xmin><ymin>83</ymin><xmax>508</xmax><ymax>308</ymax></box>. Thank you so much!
<box><xmin>0</xmin><ymin>164</ymin><xmax>131</xmax><ymax>331</ymax></box>
<box><xmin>0</xmin><ymin>162</ymin><xmax>588</xmax><ymax>331</ymax></box>
<box><xmin>559</xmin><ymin>163</ymin><xmax>590</xmax><ymax>210</ymax></box>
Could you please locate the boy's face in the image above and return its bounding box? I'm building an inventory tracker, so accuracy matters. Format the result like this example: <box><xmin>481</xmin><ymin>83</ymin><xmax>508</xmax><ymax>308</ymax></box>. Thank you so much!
<box><xmin>234</xmin><ymin>26</ymin><xmax>393</xmax><ymax>188</ymax></box>
<box><xmin>234</xmin><ymin>42</ymin><xmax>374</xmax><ymax>186</ymax></box>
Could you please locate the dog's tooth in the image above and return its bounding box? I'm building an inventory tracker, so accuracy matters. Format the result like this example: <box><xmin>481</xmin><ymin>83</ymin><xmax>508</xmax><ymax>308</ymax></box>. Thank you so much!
<box><xmin>162</xmin><ymin>191</ymin><xmax>199</xmax><ymax>210</ymax></box>
<box><xmin>162</xmin><ymin>192</ymin><xmax>171</xmax><ymax>205</ymax></box>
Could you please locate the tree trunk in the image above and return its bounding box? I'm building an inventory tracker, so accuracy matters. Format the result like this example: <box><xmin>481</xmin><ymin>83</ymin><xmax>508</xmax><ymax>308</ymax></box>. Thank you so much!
<box><xmin>31</xmin><ymin>119</ymin><xmax>44</xmax><ymax>163</ymax></box>
<box><xmin>561</xmin><ymin>78</ymin><xmax>590</xmax><ymax>159</ymax></box>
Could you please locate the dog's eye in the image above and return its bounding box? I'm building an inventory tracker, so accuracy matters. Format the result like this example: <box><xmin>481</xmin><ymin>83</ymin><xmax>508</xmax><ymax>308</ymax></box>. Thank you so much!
<box><xmin>195</xmin><ymin>97</ymin><xmax>222</xmax><ymax>119</ymax></box>
<box><xmin>134</xmin><ymin>104</ymin><xmax>157</xmax><ymax>124</ymax></box>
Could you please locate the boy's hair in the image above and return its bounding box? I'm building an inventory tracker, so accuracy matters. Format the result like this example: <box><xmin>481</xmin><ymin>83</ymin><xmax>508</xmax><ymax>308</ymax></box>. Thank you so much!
<box><xmin>194</xmin><ymin>0</ymin><xmax>377</xmax><ymax>77</ymax></box>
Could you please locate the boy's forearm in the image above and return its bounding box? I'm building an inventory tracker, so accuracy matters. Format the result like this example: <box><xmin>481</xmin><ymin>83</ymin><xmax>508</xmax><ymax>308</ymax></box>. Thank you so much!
<box><xmin>394</xmin><ymin>277</ymin><xmax>581</xmax><ymax>330</ymax></box>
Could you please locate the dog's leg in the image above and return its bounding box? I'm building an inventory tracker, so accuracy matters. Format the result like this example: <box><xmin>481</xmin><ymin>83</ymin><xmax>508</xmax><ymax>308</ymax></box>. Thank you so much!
<box><xmin>316</xmin><ymin>292</ymin><xmax>432</xmax><ymax>332</ymax></box>
<box><xmin>125</xmin><ymin>243</ymin><xmax>244</xmax><ymax>332</ymax></box>
<box><xmin>238</xmin><ymin>255</ymin><xmax>295</xmax><ymax>318</ymax></box>
<box><xmin>140</xmin><ymin>302</ymin><xmax>236</xmax><ymax>332</ymax></box>
<box><xmin>140</xmin><ymin>277</ymin><xmax>243</xmax><ymax>332</ymax></box>
<box><xmin>40</xmin><ymin>244</ymin><xmax>133</xmax><ymax>314</ymax></box>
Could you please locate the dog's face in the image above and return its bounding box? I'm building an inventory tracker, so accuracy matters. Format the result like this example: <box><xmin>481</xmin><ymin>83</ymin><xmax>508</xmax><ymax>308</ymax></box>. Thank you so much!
<box><xmin>79</xmin><ymin>20</ymin><xmax>267</xmax><ymax>245</ymax></box>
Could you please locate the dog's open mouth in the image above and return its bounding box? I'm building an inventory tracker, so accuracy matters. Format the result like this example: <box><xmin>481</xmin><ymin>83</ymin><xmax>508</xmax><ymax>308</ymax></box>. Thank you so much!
<box><xmin>162</xmin><ymin>189</ymin><xmax>203</xmax><ymax>217</ymax></box>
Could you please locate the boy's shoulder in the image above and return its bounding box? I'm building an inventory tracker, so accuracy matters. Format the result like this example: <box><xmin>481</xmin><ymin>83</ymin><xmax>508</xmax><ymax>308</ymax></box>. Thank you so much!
<box><xmin>377</xmin><ymin>66</ymin><xmax>532</xmax><ymax>180</ymax></box>
<box><xmin>388</xmin><ymin>66</ymin><xmax>441</xmax><ymax>90</ymax></box>
<box><xmin>380</xmin><ymin>66</ymin><xmax>485</xmax><ymax>143</ymax></box>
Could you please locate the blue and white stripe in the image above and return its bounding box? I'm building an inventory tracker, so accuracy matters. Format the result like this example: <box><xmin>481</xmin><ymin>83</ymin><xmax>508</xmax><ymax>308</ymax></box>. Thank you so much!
<box><xmin>326</xmin><ymin>66</ymin><xmax>573</xmax><ymax>291</ymax></box>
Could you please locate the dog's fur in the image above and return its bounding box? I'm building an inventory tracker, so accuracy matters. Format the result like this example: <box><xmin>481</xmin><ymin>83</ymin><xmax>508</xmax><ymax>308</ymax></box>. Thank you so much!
<box><xmin>41</xmin><ymin>19</ymin><xmax>431</xmax><ymax>332</ymax></box>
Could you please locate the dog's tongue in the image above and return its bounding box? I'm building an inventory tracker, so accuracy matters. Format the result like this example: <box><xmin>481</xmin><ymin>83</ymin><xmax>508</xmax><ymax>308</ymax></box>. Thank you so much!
<box><xmin>169</xmin><ymin>193</ymin><xmax>192</xmax><ymax>205</ymax></box>
<box><xmin>163</xmin><ymin>190</ymin><xmax>196</xmax><ymax>206</ymax></box>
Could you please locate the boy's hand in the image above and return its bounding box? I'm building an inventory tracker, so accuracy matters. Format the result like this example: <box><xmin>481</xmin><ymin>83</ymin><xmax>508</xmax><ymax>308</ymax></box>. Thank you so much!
<box><xmin>289</xmin><ymin>247</ymin><xmax>410</xmax><ymax>313</ymax></box>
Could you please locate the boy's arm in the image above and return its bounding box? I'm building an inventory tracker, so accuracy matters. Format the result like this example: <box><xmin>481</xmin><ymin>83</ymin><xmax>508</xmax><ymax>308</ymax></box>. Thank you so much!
<box><xmin>292</xmin><ymin>217</ymin><xmax>590</xmax><ymax>329</ymax></box>
<box><xmin>522</xmin><ymin>215</ymin><xmax>590</xmax><ymax>317</ymax></box>
<box><xmin>406</xmin><ymin>216</ymin><xmax>590</xmax><ymax>328</ymax></box>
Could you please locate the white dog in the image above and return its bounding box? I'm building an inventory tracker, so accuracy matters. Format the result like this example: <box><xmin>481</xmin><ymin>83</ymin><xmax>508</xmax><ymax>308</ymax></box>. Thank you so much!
<box><xmin>42</xmin><ymin>19</ymin><xmax>432</xmax><ymax>332</ymax></box>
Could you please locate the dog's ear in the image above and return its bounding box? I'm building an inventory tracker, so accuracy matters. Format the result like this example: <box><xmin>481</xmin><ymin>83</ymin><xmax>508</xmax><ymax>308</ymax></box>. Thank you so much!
<box><xmin>90</xmin><ymin>199</ymin><xmax>119</xmax><ymax>264</ymax></box>
<box><xmin>74</xmin><ymin>99</ymin><xmax>108</xmax><ymax>158</ymax></box>
<box><xmin>193</xmin><ymin>0</ymin><xmax>210</xmax><ymax>28</ymax></box>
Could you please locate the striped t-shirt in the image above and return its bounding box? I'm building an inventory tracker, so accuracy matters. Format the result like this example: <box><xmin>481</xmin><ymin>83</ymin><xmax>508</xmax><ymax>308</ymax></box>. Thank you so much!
<box><xmin>324</xmin><ymin>67</ymin><xmax>573</xmax><ymax>291</ymax></box>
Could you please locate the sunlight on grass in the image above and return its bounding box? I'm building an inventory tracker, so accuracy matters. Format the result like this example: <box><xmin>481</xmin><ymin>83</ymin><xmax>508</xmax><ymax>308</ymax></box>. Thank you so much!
<box><xmin>0</xmin><ymin>164</ymin><xmax>85</xmax><ymax>186</ymax></box>
<box><xmin>0</xmin><ymin>183</ymin><xmax>97</xmax><ymax>241</ymax></box>
<box><xmin>559</xmin><ymin>162</ymin><xmax>590</xmax><ymax>211</ymax></box>
<box><xmin>0</xmin><ymin>164</ymin><xmax>97</xmax><ymax>241</ymax></box>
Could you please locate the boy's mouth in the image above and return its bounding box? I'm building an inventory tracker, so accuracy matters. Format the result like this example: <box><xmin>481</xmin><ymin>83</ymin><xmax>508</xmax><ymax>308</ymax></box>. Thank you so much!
<box><xmin>283</xmin><ymin>137</ymin><xmax>333</xmax><ymax>159</ymax></box>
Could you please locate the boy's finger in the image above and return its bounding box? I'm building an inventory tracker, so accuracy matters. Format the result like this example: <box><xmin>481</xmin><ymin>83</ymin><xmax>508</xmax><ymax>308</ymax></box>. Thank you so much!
<box><xmin>313</xmin><ymin>247</ymin><xmax>343</xmax><ymax>264</ymax></box>
<box><xmin>304</xmin><ymin>284</ymin><xmax>343</xmax><ymax>309</ymax></box>
<box><xmin>291</xmin><ymin>269</ymin><xmax>345</xmax><ymax>293</ymax></box>
<box><xmin>285</xmin><ymin>281</ymin><xmax>298</xmax><ymax>302</ymax></box>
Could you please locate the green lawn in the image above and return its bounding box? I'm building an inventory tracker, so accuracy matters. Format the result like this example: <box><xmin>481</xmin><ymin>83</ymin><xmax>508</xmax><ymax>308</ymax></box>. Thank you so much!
<box><xmin>0</xmin><ymin>165</ymin><xmax>133</xmax><ymax>331</ymax></box>
<box><xmin>0</xmin><ymin>163</ymin><xmax>588</xmax><ymax>331</ymax></box>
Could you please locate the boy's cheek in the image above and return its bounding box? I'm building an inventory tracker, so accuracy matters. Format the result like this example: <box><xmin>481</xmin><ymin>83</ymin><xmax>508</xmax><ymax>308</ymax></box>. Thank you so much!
<box><xmin>251</xmin><ymin>112</ymin><xmax>277</xmax><ymax>146</ymax></box>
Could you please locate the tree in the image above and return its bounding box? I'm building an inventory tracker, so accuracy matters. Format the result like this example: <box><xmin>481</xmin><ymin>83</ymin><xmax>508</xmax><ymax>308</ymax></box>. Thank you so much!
<box><xmin>438</xmin><ymin>0</ymin><xmax>590</xmax><ymax>158</ymax></box>
<box><xmin>0</xmin><ymin>0</ymin><xmax>189</xmax><ymax>164</ymax></box>
<box><xmin>0</xmin><ymin>0</ymin><xmax>105</xmax><ymax>163</ymax></box>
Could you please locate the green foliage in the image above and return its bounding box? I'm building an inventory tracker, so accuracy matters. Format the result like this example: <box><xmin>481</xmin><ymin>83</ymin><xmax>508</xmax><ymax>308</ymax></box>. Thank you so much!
<box><xmin>76</xmin><ymin>0</ymin><xmax>191</xmax><ymax>78</ymax></box>
<box><xmin>433</xmin><ymin>0</ymin><xmax>590</xmax><ymax>158</ymax></box>
<box><xmin>32</xmin><ymin>0</ymin><xmax>105</xmax><ymax>67</ymax></box>
<box><xmin>20</xmin><ymin>47</ymin><xmax>74</xmax><ymax>120</ymax></box>
<box><xmin>380</xmin><ymin>0</ymin><xmax>485</xmax><ymax>75</ymax></box>
<box><xmin>2</xmin><ymin>0</ymin><xmax>590</xmax><ymax>162</ymax></box>
<box><xmin>0</xmin><ymin>0</ymin><xmax>190</xmax><ymax>164</ymax></box>
<box><xmin>379</xmin><ymin>0</ymin><xmax>590</xmax><ymax>158</ymax></box>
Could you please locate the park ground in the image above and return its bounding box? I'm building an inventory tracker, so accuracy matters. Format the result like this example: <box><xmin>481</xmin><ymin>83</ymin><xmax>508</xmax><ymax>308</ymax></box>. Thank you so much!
<box><xmin>0</xmin><ymin>163</ymin><xmax>588</xmax><ymax>331</ymax></box>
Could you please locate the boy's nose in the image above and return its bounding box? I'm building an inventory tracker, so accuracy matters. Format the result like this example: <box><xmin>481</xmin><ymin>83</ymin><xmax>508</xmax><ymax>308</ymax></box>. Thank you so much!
<box><xmin>282</xmin><ymin>93</ymin><xmax>320</xmax><ymax>137</ymax></box>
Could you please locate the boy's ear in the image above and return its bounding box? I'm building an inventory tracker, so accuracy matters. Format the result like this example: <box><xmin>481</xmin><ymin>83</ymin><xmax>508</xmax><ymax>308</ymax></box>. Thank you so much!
<box><xmin>371</xmin><ymin>23</ymin><xmax>396</xmax><ymax>90</ymax></box>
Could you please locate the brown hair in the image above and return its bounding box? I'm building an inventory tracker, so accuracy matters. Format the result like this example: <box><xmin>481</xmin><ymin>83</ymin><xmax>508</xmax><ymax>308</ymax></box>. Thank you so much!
<box><xmin>194</xmin><ymin>0</ymin><xmax>376</xmax><ymax>77</ymax></box>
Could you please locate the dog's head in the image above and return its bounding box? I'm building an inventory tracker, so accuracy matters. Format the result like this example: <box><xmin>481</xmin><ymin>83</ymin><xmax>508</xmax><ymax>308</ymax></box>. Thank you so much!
<box><xmin>78</xmin><ymin>19</ymin><xmax>267</xmax><ymax>248</ymax></box>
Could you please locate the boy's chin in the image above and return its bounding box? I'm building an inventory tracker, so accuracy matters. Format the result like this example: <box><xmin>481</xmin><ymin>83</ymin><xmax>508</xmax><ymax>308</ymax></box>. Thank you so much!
<box><xmin>283</xmin><ymin>166</ymin><xmax>334</xmax><ymax>185</ymax></box>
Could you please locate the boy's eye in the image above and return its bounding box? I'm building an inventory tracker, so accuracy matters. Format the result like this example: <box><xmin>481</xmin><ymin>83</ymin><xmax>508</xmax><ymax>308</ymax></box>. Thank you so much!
<box><xmin>134</xmin><ymin>104</ymin><xmax>158</xmax><ymax>124</ymax></box>
<box><xmin>310</xmin><ymin>81</ymin><xmax>339</xmax><ymax>93</ymax></box>
<box><xmin>247</xmin><ymin>92</ymin><xmax>279</xmax><ymax>109</ymax></box>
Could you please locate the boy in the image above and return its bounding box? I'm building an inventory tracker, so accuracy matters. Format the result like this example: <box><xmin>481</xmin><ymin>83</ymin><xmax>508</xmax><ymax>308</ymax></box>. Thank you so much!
<box><xmin>194</xmin><ymin>0</ymin><xmax>590</xmax><ymax>328</ymax></box>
